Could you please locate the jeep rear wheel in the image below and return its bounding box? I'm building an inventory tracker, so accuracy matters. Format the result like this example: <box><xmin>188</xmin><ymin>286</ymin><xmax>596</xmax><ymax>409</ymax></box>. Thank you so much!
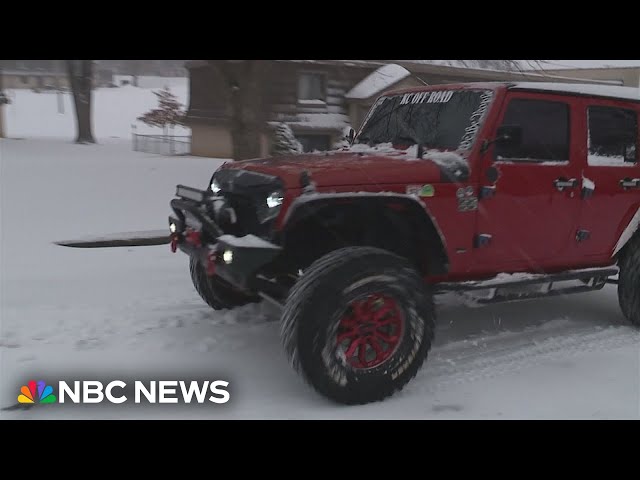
<box><xmin>189</xmin><ymin>256</ymin><xmax>259</xmax><ymax>310</ymax></box>
<box><xmin>618</xmin><ymin>236</ymin><xmax>640</xmax><ymax>326</ymax></box>
<box><xmin>281</xmin><ymin>246</ymin><xmax>435</xmax><ymax>405</ymax></box>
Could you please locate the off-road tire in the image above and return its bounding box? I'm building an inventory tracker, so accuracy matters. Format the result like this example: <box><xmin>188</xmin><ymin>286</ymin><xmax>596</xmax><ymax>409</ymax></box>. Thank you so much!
<box><xmin>189</xmin><ymin>256</ymin><xmax>259</xmax><ymax>310</ymax></box>
<box><xmin>281</xmin><ymin>246</ymin><xmax>435</xmax><ymax>405</ymax></box>
<box><xmin>618</xmin><ymin>235</ymin><xmax>640</xmax><ymax>326</ymax></box>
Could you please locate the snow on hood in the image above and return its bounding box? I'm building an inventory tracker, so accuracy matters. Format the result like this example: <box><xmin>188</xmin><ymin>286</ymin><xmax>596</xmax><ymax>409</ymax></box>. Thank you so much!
<box><xmin>422</xmin><ymin>149</ymin><xmax>468</xmax><ymax>178</ymax></box>
<box><xmin>346</xmin><ymin>142</ymin><xmax>420</xmax><ymax>159</ymax></box>
<box><xmin>222</xmin><ymin>145</ymin><xmax>460</xmax><ymax>188</ymax></box>
<box><xmin>346</xmin><ymin>144</ymin><xmax>469</xmax><ymax>174</ymax></box>
<box><xmin>223</xmin><ymin>144</ymin><xmax>470</xmax><ymax>189</ymax></box>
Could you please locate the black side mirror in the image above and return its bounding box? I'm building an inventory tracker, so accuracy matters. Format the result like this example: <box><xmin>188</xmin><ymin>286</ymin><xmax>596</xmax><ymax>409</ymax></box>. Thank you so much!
<box><xmin>481</xmin><ymin>125</ymin><xmax>523</xmax><ymax>154</ymax></box>
<box><xmin>495</xmin><ymin>125</ymin><xmax>522</xmax><ymax>149</ymax></box>
<box><xmin>346</xmin><ymin>128</ymin><xmax>355</xmax><ymax>145</ymax></box>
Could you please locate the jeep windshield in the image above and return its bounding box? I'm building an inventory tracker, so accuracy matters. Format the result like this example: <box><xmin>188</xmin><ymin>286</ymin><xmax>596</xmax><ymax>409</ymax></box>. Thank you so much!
<box><xmin>354</xmin><ymin>89</ymin><xmax>493</xmax><ymax>152</ymax></box>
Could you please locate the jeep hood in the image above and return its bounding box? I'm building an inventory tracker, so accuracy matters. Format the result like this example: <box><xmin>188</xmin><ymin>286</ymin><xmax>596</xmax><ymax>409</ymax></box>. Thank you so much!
<box><xmin>220</xmin><ymin>150</ymin><xmax>469</xmax><ymax>188</ymax></box>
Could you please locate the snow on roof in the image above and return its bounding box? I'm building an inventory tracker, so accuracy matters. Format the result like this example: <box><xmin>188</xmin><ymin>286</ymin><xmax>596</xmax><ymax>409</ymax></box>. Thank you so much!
<box><xmin>270</xmin><ymin>113</ymin><xmax>351</xmax><ymax>131</ymax></box>
<box><xmin>520</xmin><ymin>60</ymin><xmax>640</xmax><ymax>71</ymax></box>
<box><xmin>509</xmin><ymin>82</ymin><xmax>640</xmax><ymax>101</ymax></box>
<box><xmin>400</xmin><ymin>60</ymin><xmax>513</xmax><ymax>70</ymax></box>
<box><xmin>346</xmin><ymin>64</ymin><xmax>411</xmax><ymax>100</ymax></box>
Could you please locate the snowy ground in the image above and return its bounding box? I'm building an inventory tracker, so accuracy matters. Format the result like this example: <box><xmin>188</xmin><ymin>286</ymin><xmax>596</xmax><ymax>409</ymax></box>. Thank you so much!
<box><xmin>4</xmin><ymin>79</ymin><xmax>189</xmax><ymax>140</ymax></box>
<box><xmin>1</xmin><ymin>86</ymin><xmax>639</xmax><ymax>419</ymax></box>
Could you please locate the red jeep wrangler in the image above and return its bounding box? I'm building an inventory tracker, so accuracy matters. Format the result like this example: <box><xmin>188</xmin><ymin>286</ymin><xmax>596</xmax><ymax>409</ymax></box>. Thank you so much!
<box><xmin>168</xmin><ymin>82</ymin><xmax>640</xmax><ymax>404</ymax></box>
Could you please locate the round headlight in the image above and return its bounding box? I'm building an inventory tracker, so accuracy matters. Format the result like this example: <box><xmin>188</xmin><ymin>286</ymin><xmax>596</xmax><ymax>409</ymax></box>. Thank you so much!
<box><xmin>211</xmin><ymin>179</ymin><xmax>221</xmax><ymax>194</ymax></box>
<box><xmin>266</xmin><ymin>191</ymin><xmax>284</xmax><ymax>209</ymax></box>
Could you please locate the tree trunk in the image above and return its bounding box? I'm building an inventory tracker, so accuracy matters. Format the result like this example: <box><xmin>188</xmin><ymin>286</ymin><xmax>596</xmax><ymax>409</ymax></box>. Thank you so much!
<box><xmin>210</xmin><ymin>61</ymin><xmax>272</xmax><ymax>161</ymax></box>
<box><xmin>0</xmin><ymin>66</ymin><xmax>5</xmax><ymax>139</ymax></box>
<box><xmin>0</xmin><ymin>102</ymin><xmax>4</xmax><ymax>139</ymax></box>
<box><xmin>66</xmin><ymin>60</ymin><xmax>96</xmax><ymax>144</ymax></box>
<box><xmin>228</xmin><ymin>90</ymin><xmax>263</xmax><ymax>160</ymax></box>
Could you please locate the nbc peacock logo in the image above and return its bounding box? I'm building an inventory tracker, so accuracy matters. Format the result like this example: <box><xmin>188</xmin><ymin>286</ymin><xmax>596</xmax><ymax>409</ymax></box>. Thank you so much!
<box><xmin>18</xmin><ymin>380</ymin><xmax>57</xmax><ymax>404</ymax></box>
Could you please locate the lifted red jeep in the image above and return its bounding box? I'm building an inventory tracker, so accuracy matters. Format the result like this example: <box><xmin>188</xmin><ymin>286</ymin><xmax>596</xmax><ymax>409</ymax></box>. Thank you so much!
<box><xmin>169</xmin><ymin>82</ymin><xmax>640</xmax><ymax>404</ymax></box>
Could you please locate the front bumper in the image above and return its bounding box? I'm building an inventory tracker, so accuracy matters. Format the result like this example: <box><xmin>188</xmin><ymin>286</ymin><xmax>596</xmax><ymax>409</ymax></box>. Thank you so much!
<box><xmin>169</xmin><ymin>185</ymin><xmax>282</xmax><ymax>291</ymax></box>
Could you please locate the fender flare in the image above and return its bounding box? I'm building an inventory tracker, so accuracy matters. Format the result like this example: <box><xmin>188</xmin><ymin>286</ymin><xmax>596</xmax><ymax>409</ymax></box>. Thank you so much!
<box><xmin>280</xmin><ymin>192</ymin><xmax>450</xmax><ymax>275</ymax></box>
<box><xmin>614</xmin><ymin>205</ymin><xmax>640</xmax><ymax>257</ymax></box>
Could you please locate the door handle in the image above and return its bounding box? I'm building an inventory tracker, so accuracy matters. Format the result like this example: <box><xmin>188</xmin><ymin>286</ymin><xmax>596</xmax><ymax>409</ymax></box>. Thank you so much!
<box><xmin>554</xmin><ymin>178</ymin><xmax>578</xmax><ymax>191</ymax></box>
<box><xmin>620</xmin><ymin>178</ymin><xmax>640</xmax><ymax>190</ymax></box>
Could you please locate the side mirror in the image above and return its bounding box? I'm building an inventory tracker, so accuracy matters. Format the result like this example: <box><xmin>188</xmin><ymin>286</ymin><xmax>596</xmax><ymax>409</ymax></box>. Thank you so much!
<box><xmin>495</xmin><ymin>125</ymin><xmax>522</xmax><ymax>149</ymax></box>
<box><xmin>346</xmin><ymin>128</ymin><xmax>355</xmax><ymax>145</ymax></box>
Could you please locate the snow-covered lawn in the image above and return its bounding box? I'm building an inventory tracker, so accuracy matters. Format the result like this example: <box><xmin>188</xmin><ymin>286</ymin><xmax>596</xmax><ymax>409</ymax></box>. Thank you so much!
<box><xmin>4</xmin><ymin>79</ymin><xmax>189</xmax><ymax>140</ymax></box>
<box><xmin>0</xmin><ymin>85</ymin><xmax>639</xmax><ymax>419</ymax></box>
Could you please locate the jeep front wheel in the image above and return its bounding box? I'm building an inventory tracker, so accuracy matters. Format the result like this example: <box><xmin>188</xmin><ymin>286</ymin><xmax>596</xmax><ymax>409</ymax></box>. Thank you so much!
<box><xmin>189</xmin><ymin>256</ymin><xmax>259</xmax><ymax>310</ymax></box>
<box><xmin>280</xmin><ymin>246</ymin><xmax>435</xmax><ymax>405</ymax></box>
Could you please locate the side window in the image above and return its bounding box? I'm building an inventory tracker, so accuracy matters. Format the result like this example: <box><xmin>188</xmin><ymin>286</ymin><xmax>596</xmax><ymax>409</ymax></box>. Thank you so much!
<box><xmin>495</xmin><ymin>99</ymin><xmax>570</xmax><ymax>162</ymax></box>
<box><xmin>588</xmin><ymin>106</ymin><xmax>637</xmax><ymax>166</ymax></box>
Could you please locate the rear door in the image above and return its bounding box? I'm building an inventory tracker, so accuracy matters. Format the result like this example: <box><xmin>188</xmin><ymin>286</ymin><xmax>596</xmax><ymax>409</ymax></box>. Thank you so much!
<box><xmin>572</xmin><ymin>100</ymin><xmax>640</xmax><ymax>266</ymax></box>
<box><xmin>474</xmin><ymin>93</ymin><xmax>583</xmax><ymax>272</ymax></box>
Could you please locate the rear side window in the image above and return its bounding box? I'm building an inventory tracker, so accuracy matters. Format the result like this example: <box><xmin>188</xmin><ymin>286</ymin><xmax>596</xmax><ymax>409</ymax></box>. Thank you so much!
<box><xmin>588</xmin><ymin>106</ymin><xmax>637</xmax><ymax>166</ymax></box>
<box><xmin>495</xmin><ymin>99</ymin><xmax>570</xmax><ymax>162</ymax></box>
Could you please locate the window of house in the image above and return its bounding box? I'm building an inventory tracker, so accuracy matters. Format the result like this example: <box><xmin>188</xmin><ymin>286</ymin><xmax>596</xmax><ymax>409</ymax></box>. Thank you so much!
<box><xmin>495</xmin><ymin>99</ymin><xmax>570</xmax><ymax>162</ymax></box>
<box><xmin>298</xmin><ymin>73</ymin><xmax>326</xmax><ymax>104</ymax></box>
<box><xmin>21</xmin><ymin>75</ymin><xmax>29</xmax><ymax>84</ymax></box>
<box><xmin>297</xmin><ymin>134</ymin><xmax>331</xmax><ymax>152</ymax></box>
<box><xmin>588</xmin><ymin>106</ymin><xmax>637</xmax><ymax>166</ymax></box>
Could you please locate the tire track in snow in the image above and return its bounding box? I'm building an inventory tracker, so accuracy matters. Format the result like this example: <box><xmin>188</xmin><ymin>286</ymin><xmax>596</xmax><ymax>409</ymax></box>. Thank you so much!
<box><xmin>406</xmin><ymin>324</ymin><xmax>640</xmax><ymax>396</ymax></box>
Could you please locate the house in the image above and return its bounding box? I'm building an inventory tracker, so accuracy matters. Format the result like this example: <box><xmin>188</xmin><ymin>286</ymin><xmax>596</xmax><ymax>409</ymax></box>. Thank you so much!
<box><xmin>2</xmin><ymin>69</ymin><xmax>69</xmax><ymax>90</ymax></box>
<box><xmin>0</xmin><ymin>60</ymin><xmax>114</xmax><ymax>90</ymax></box>
<box><xmin>2</xmin><ymin>69</ymin><xmax>115</xmax><ymax>90</ymax></box>
<box><xmin>185</xmin><ymin>60</ymin><xmax>620</xmax><ymax>158</ymax></box>
<box><xmin>186</xmin><ymin>60</ymin><xmax>378</xmax><ymax>157</ymax></box>
<box><xmin>0</xmin><ymin>60</ymin><xmax>65</xmax><ymax>89</ymax></box>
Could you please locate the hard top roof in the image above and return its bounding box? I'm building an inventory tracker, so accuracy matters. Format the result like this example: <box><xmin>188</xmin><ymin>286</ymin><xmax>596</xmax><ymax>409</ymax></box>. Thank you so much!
<box><xmin>382</xmin><ymin>82</ymin><xmax>640</xmax><ymax>103</ymax></box>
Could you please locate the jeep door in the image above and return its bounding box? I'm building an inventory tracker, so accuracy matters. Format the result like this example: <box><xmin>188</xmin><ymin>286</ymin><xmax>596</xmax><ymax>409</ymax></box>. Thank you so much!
<box><xmin>474</xmin><ymin>92</ymin><xmax>583</xmax><ymax>272</ymax></box>
<box><xmin>570</xmin><ymin>98</ymin><xmax>640</xmax><ymax>266</ymax></box>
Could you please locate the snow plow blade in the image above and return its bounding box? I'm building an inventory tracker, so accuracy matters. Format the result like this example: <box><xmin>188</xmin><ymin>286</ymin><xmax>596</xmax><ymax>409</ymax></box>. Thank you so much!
<box><xmin>54</xmin><ymin>230</ymin><xmax>170</xmax><ymax>248</ymax></box>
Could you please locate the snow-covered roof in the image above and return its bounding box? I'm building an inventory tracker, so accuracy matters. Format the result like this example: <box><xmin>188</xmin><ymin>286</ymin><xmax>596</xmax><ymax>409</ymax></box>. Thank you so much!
<box><xmin>509</xmin><ymin>82</ymin><xmax>640</xmax><ymax>101</ymax></box>
<box><xmin>269</xmin><ymin>113</ymin><xmax>351</xmax><ymax>131</ymax></box>
<box><xmin>520</xmin><ymin>60</ymin><xmax>640</xmax><ymax>71</ymax></box>
<box><xmin>345</xmin><ymin>64</ymin><xmax>412</xmax><ymax>100</ymax></box>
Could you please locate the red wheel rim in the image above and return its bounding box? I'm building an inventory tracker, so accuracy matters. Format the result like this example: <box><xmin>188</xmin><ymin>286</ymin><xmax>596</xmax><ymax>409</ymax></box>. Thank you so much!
<box><xmin>336</xmin><ymin>293</ymin><xmax>404</xmax><ymax>369</ymax></box>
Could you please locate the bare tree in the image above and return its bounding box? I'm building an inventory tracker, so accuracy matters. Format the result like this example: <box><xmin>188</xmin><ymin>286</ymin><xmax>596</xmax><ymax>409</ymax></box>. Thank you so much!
<box><xmin>208</xmin><ymin>60</ymin><xmax>273</xmax><ymax>160</ymax></box>
<box><xmin>0</xmin><ymin>63</ymin><xmax>9</xmax><ymax>139</ymax></box>
<box><xmin>137</xmin><ymin>86</ymin><xmax>186</xmax><ymax>137</ymax></box>
<box><xmin>66</xmin><ymin>60</ymin><xmax>96</xmax><ymax>144</ymax></box>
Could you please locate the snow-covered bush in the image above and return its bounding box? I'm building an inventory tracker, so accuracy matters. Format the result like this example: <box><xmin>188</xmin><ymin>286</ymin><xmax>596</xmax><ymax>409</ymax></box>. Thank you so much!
<box><xmin>332</xmin><ymin>125</ymin><xmax>355</xmax><ymax>150</ymax></box>
<box><xmin>271</xmin><ymin>123</ymin><xmax>303</xmax><ymax>155</ymax></box>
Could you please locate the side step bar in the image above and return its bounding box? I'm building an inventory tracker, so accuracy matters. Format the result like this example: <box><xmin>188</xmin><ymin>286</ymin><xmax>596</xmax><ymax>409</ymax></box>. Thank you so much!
<box><xmin>434</xmin><ymin>266</ymin><xmax>619</xmax><ymax>305</ymax></box>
